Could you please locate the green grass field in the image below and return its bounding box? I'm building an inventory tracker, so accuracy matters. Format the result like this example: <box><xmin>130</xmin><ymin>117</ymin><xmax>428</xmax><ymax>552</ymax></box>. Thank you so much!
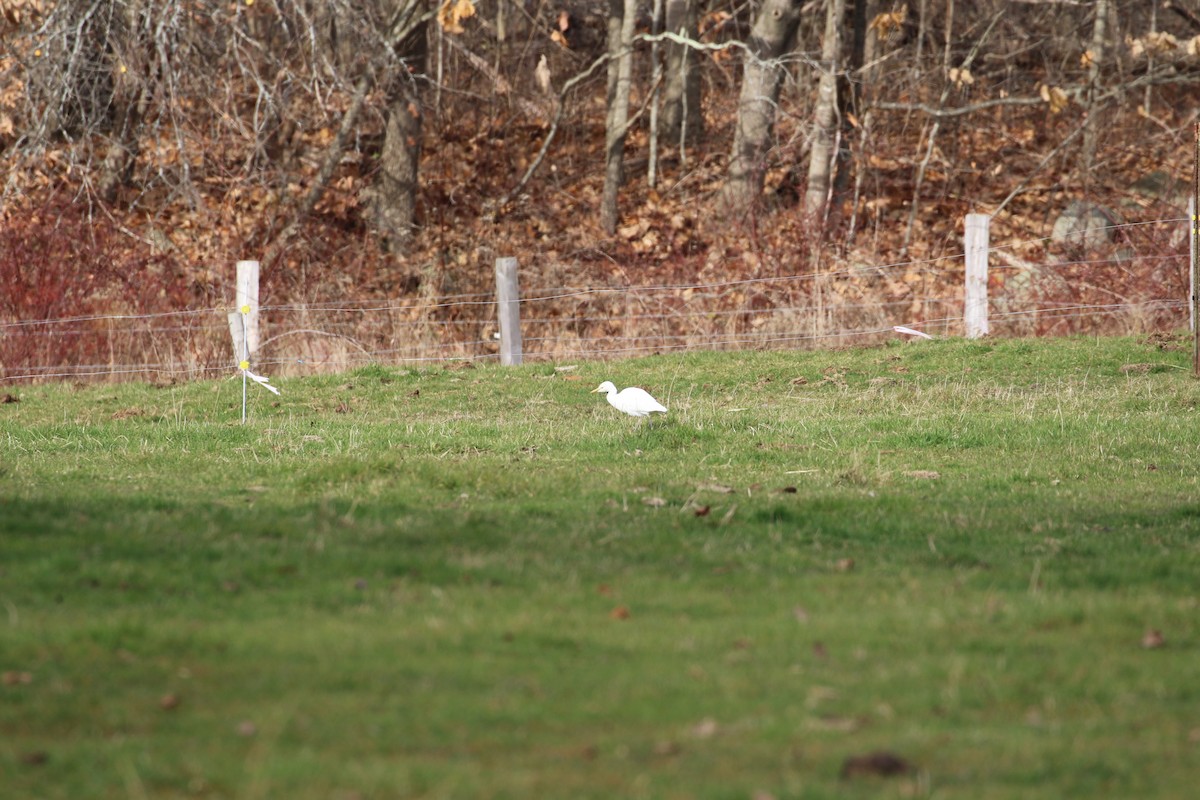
<box><xmin>2</xmin><ymin>335</ymin><xmax>1199</xmax><ymax>799</ymax></box>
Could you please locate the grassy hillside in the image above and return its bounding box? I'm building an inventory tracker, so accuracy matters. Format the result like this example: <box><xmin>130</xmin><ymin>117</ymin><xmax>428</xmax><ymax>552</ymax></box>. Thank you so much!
<box><xmin>2</xmin><ymin>335</ymin><xmax>1199</xmax><ymax>798</ymax></box>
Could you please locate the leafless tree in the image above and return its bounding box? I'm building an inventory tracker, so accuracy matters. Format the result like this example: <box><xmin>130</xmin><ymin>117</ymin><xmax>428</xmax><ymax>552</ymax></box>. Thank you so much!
<box><xmin>722</xmin><ymin>0</ymin><xmax>805</xmax><ymax>213</ymax></box>
<box><xmin>804</xmin><ymin>0</ymin><xmax>845</xmax><ymax>218</ymax></box>
<box><xmin>659</xmin><ymin>0</ymin><xmax>704</xmax><ymax>148</ymax></box>
<box><xmin>601</xmin><ymin>0</ymin><xmax>637</xmax><ymax>234</ymax></box>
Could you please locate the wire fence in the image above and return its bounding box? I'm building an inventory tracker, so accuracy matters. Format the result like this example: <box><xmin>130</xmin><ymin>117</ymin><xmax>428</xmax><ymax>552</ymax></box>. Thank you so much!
<box><xmin>0</xmin><ymin>215</ymin><xmax>1192</xmax><ymax>385</ymax></box>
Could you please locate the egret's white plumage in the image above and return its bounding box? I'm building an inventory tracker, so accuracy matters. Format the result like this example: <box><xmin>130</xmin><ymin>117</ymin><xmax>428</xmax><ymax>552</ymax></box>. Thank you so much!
<box><xmin>591</xmin><ymin>381</ymin><xmax>667</xmax><ymax>417</ymax></box>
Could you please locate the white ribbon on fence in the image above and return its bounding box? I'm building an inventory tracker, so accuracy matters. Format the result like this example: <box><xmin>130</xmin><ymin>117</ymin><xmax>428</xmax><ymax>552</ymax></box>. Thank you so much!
<box><xmin>240</xmin><ymin>360</ymin><xmax>280</xmax><ymax>395</ymax></box>
<box><xmin>893</xmin><ymin>326</ymin><xmax>934</xmax><ymax>340</ymax></box>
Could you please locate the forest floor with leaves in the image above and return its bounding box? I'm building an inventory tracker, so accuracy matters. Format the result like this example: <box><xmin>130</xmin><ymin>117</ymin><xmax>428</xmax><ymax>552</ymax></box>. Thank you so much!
<box><xmin>1</xmin><ymin>80</ymin><xmax>1195</xmax><ymax>375</ymax></box>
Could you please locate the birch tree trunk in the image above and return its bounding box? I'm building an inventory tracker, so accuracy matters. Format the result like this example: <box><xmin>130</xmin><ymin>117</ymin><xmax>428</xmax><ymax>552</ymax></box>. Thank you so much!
<box><xmin>722</xmin><ymin>0</ymin><xmax>805</xmax><ymax>213</ymax></box>
<box><xmin>601</xmin><ymin>0</ymin><xmax>637</xmax><ymax>235</ymax></box>
<box><xmin>804</xmin><ymin>0</ymin><xmax>845</xmax><ymax>217</ymax></box>
<box><xmin>1081</xmin><ymin>0</ymin><xmax>1110</xmax><ymax>181</ymax></box>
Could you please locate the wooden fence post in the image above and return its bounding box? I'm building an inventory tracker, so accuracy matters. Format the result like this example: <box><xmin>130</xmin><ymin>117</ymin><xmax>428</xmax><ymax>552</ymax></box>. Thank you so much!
<box><xmin>964</xmin><ymin>214</ymin><xmax>990</xmax><ymax>338</ymax></box>
<box><xmin>1192</xmin><ymin>121</ymin><xmax>1199</xmax><ymax>375</ymax></box>
<box><xmin>495</xmin><ymin>257</ymin><xmax>523</xmax><ymax>366</ymax></box>
<box><xmin>1190</xmin><ymin>195</ymin><xmax>1195</xmax><ymax>335</ymax></box>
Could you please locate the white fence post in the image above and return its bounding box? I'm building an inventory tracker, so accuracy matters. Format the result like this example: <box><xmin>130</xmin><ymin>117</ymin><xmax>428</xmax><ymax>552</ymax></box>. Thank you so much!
<box><xmin>235</xmin><ymin>260</ymin><xmax>261</xmax><ymax>359</ymax></box>
<box><xmin>964</xmin><ymin>214</ymin><xmax>990</xmax><ymax>338</ymax></box>
<box><xmin>495</xmin><ymin>257</ymin><xmax>523</xmax><ymax>366</ymax></box>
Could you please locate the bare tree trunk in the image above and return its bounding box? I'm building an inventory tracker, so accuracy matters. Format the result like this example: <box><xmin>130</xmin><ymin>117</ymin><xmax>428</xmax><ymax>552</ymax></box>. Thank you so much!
<box><xmin>804</xmin><ymin>0</ymin><xmax>845</xmax><ymax>218</ymax></box>
<box><xmin>376</xmin><ymin>84</ymin><xmax>423</xmax><ymax>248</ymax></box>
<box><xmin>648</xmin><ymin>0</ymin><xmax>664</xmax><ymax>188</ymax></box>
<box><xmin>722</xmin><ymin>0</ymin><xmax>804</xmax><ymax>214</ymax></box>
<box><xmin>601</xmin><ymin>0</ymin><xmax>637</xmax><ymax>235</ymax></box>
<box><xmin>373</xmin><ymin>4</ymin><xmax>428</xmax><ymax>250</ymax></box>
<box><xmin>830</xmin><ymin>0</ymin><xmax>868</xmax><ymax>226</ymax></box>
<box><xmin>659</xmin><ymin>0</ymin><xmax>703</xmax><ymax>147</ymax></box>
<box><xmin>1081</xmin><ymin>0</ymin><xmax>1110</xmax><ymax>182</ymax></box>
<box><xmin>606</xmin><ymin>0</ymin><xmax>624</xmax><ymax>105</ymax></box>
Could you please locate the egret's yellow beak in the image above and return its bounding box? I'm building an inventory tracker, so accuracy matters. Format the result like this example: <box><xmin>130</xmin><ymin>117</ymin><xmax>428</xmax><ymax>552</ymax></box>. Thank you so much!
<box><xmin>590</xmin><ymin>386</ymin><xmax>602</xmax><ymax>393</ymax></box>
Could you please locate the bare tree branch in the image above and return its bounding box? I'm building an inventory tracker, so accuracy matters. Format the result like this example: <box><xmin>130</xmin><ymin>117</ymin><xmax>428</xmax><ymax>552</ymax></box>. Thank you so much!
<box><xmin>261</xmin><ymin>69</ymin><xmax>374</xmax><ymax>271</ymax></box>
<box><xmin>874</xmin><ymin>96</ymin><xmax>1045</xmax><ymax>118</ymax></box>
<box><xmin>875</xmin><ymin>70</ymin><xmax>1200</xmax><ymax>121</ymax></box>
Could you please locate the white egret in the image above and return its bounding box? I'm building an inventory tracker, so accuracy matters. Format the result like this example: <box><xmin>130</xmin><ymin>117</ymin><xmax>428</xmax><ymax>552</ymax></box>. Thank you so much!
<box><xmin>591</xmin><ymin>381</ymin><xmax>667</xmax><ymax>417</ymax></box>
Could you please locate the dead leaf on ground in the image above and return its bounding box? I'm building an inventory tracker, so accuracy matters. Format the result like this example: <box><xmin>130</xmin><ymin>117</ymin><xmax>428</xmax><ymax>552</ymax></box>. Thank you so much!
<box><xmin>653</xmin><ymin>740</ymin><xmax>682</xmax><ymax>756</ymax></box>
<box><xmin>691</xmin><ymin>717</ymin><xmax>719</xmax><ymax>738</ymax></box>
<box><xmin>835</xmin><ymin>558</ymin><xmax>855</xmax><ymax>572</ymax></box>
<box><xmin>642</xmin><ymin>496</ymin><xmax>667</xmax><ymax>507</ymax></box>
<box><xmin>698</xmin><ymin>482</ymin><xmax>735</xmax><ymax>494</ymax></box>
<box><xmin>840</xmin><ymin>751</ymin><xmax>913</xmax><ymax>779</ymax></box>
<box><xmin>1141</xmin><ymin>629</ymin><xmax>1165</xmax><ymax>649</ymax></box>
<box><xmin>160</xmin><ymin>693</ymin><xmax>181</xmax><ymax>710</ymax></box>
<box><xmin>693</xmin><ymin>504</ymin><xmax>711</xmax><ymax>517</ymax></box>
<box><xmin>905</xmin><ymin>470</ymin><xmax>940</xmax><ymax>479</ymax></box>
<box><xmin>610</xmin><ymin>605</ymin><xmax>630</xmax><ymax>620</ymax></box>
<box><xmin>19</xmin><ymin>751</ymin><xmax>49</xmax><ymax>766</ymax></box>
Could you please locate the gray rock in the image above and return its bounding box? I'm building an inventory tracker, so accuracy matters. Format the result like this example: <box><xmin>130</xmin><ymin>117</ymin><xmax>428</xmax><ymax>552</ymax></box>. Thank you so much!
<box><xmin>1051</xmin><ymin>200</ymin><xmax>1115</xmax><ymax>247</ymax></box>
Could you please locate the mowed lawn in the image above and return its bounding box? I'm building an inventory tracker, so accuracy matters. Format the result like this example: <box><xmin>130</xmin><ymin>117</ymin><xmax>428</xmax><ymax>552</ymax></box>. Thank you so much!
<box><xmin>2</xmin><ymin>335</ymin><xmax>1198</xmax><ymax>799</ymax></box>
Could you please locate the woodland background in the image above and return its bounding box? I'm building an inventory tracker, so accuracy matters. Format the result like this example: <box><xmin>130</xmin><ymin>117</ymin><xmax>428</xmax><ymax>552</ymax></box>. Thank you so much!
<box><xmin>1</xmin><ymin>0</ymin><xmax>1198</xmax><ymax>380</ymax></box>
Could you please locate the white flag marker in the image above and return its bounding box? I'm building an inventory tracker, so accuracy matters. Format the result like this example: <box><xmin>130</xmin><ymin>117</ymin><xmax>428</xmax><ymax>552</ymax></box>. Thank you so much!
<box><xmin>893</xmin><ymin>326</ymin><xmax>934</xmax><ymax>340</ymax></box>
<box><xmin>241</xmin><ymin>361</ymin><xmax>281</xmax><ymax>395</ymax></box>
